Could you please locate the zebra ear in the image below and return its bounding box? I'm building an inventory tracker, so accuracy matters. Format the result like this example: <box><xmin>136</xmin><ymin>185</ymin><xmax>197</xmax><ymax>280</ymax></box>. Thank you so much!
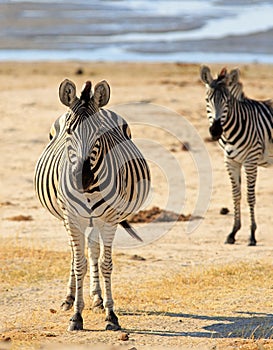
<box><xmin>200</xmin><ymin>65</ymin><xmax>213</xmax><ymax>85</ymax></box>
<box><xmin>59</xmin><ymin>79</ymin><xmax>78</xmax><ymax>107</ymax></box>
<box><xmin>93</xmin><ymin>80</ymin><xmax>110</xmax><ymax>107</ymax></box>
<box><xmin>228</xmin><ymin>69</ymin><xmax>240</xmax><ymax>87</ymax></box>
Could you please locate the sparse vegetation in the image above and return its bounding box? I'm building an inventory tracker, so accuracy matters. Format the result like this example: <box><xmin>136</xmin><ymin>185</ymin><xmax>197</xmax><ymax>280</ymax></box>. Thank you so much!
<box><xmin>1</xmin><ymin>239</ymin><xmax>273</xmax><ymax>349</ymax></box>
<box><xmin>0</xmin><ymin>240</ymin><xmax>70</xmax><ymax>290</ymax></box>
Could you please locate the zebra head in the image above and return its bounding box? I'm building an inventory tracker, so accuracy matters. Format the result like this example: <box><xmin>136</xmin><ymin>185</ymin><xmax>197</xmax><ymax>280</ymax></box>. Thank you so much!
<box><xmin>200</xmin><ymin>65</ymin><xmax>240</xmax><ymax>141</ymax></box>
<box><xmin>59</xmin><ymin>78</ymin><xmax>110</xmax><ymax>190</ymax></box>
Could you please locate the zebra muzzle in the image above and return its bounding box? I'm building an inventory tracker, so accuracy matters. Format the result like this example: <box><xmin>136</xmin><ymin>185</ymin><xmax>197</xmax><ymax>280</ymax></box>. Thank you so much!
<box><xmin>209</xmin><ymin>119</ymin><xmax>223</xmax><ymax>141</ymax></box>
<box><xmin>71</xmin><ymin>165</ymin><xmax>84</xmax><ymax>191</ymax></box>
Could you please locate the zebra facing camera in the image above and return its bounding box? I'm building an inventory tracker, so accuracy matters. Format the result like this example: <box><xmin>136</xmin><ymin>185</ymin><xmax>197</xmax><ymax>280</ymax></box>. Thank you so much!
<box><xmin>200</xmin><ymin>65</ymin><xmax>273</xmax><ymax>246</ymax></box>
<box><xmin>35</xmin><ymin>79</ymin><xmax>213</xmax><ymax>331</ymax></box>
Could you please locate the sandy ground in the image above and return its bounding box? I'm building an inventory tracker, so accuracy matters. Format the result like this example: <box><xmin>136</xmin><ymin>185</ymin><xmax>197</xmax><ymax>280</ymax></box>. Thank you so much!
<box><xmin>1</xmin><ymin>62</ymin><xmax>273</xmax><ymax>349</ymax></box>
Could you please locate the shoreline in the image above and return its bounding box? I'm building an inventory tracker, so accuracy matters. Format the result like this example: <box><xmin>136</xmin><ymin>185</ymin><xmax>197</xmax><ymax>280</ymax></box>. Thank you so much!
<box><xmin>1</xmin><ymin>28</ymin><xmax>273</xmax><ymax>64</ymax></box>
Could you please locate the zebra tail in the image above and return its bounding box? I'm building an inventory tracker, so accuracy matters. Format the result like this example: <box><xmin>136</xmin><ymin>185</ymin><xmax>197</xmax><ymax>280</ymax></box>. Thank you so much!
<box><xmin>120</xmin><ymin>220</ymin><xmax>143</xmax><ymax>242</ymax></box>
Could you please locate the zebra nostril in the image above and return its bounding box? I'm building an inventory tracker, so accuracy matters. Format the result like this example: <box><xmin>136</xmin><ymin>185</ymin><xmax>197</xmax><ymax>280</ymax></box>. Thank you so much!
<box><xmin>209</xmin><ymin>119</ymin><xmax>223</xmax><ymax>140</ymax></box>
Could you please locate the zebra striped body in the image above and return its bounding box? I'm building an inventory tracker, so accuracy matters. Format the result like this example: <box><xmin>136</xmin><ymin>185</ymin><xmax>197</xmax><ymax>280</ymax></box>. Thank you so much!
<box><xmin>34</xmin><ymin>79</ymin><xmax>150</xmax><ymax>330</ymax></box>
<box><xmin>200</xmin><ymin>66</ymin><xmax>273</xmax><ymax>245</ymax></box>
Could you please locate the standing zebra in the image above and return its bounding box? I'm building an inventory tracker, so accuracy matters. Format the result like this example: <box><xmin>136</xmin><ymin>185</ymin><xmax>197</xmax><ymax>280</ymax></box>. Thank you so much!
<box><xmin>200</xmin><ymin>66</ymin><xmax>273</xmax><ymax>246</ymax></box>
<box><xmin>34</xmin><ymin>79</ymin><xmax>150</xmax><ymax>331</ymax></box>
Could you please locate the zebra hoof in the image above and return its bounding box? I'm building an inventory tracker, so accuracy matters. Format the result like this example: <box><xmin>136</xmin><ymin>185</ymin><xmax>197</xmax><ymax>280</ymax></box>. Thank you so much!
<box><xmin>225</xmin><ymin>236</ymin><xmax>235</xmax><ymax>244</ymax></box>
<box><xmin>68</xmin><ymin>312</ymin><xmax>83</xmax><ymax>331</ymax></box>
<box><xmin>248</xmin><ymin>240</ymin><xmax>257</xmax><ymax>246</ymax></box>
<box><xmin>105</xmin><ymin>310</ymin><xmax>121</xmax><ymax>331</ymax></box>
<box><xmin>106</xmin><ymin>322</ymin><xmax>121</xmax><ymax>331</ymax></box>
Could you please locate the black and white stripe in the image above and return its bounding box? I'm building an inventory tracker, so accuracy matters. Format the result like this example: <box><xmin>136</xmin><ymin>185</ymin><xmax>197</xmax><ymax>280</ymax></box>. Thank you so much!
<box><xmin>34</xmin><ymin>79</ymin><xmax>150</xmax><ymax>331</ymax></box>
<box><xmin>200</xmin><ymin>66</ymin><xmax>273</xmax><ymax>246</ymax></box>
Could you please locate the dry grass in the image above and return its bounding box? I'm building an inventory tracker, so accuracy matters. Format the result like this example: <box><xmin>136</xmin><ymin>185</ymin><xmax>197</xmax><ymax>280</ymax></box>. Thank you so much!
<box><xmin>115</xmin><ymin>260</ymin><xmax>273</xmax><ymax>315</ymax></box>
<box><xmin>1</xmin><ymin>239</ymin><xmax>273</xmax><ymax>349</ymax></box>
<box><xmin>0</xmin><ymin>241</ymin><xmax>70</xmax><ymax>291</ymax></box>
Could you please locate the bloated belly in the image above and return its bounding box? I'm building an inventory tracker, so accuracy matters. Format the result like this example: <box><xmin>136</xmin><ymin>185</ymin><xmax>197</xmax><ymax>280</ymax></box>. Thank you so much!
<box><xmin>34</xmin><ymin>149</ymin><xmax>64</xmax><ymax>221</ymax></box>
<box><xmin>87</xmin><ymin>159</ymin><xmax>150</xmax><ymax>223</ymax></box>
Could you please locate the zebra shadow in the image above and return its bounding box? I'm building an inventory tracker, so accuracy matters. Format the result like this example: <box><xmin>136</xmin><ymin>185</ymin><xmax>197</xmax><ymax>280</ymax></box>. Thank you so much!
<box><xmin>119</xmin><ymin>310</ymin><xmax>273</xmax><ymax>339</ymax></box>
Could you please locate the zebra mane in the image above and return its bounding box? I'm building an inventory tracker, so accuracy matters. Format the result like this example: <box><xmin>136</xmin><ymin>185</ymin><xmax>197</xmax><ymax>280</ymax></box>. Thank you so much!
<box><xmin>264</xmin><ymin>99</ymin><xmax>273</xmax><ymax>110</ymax></box>
<box><xmin>209</xmin><ymin>67</ymin><xmax>228</xmax><ymax>88</ymax></box>
<box><xmin>229</xmin><ymin>82</ymin><xmax>273</xmax><ymax>107</ymax></box>
<box><xmin>218</xmin><ymin>67</ymin><xmax>227</xmax><ymax>81</ymax></box>
<box><xmin>216</xmin><ymin>68</ymin><xmax>246</xmax><ymax>101</ymax></box>
<box><xmin>229</xmin><ymin>81</ymin><xmax>246</xmax><ymax>101</ymax></box>
<box><xmin>80</xmin><ymin>81</ymin><xmax>92</xmax><ymax>104</ymax></box>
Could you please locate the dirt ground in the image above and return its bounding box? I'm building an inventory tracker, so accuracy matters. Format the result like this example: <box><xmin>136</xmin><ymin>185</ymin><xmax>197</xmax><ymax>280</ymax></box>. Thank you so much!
<box><xmin>1</xmin><ymin>62</ymin><xmax>273</xmax><ymax>350</ymax></box>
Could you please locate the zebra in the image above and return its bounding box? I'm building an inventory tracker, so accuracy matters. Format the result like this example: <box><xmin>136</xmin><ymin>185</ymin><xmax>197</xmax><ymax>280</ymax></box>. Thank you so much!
<box><xmin>34</xmin><ymin>79</ymin><xmax>151</xmax><ymax>331</ymax></box>
<box><xmin>200</xmin><ymin>65</ymin><xmax>273</xmax><ymax>246</ymax></box>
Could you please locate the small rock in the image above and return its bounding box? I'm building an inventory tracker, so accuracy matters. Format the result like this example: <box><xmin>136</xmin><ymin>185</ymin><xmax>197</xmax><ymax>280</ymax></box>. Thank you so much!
<box><xmin>181</xmin><ymin>142</ymin><xmax>190</xmax><ymax>151</ymax></box>
<box><xmin>49</xmin><ymin>308</ymin><xmax>57</xmax><ymax>314</ymax></box>
<box><xmin>220</xmin><ymin>207</ymin><xmax>229</xmax><ymax>215</ymax></box>
<box><xmin>118</xmin><ymin>332</ymin><xmax>129</xmax><ymax>341</ymax></box>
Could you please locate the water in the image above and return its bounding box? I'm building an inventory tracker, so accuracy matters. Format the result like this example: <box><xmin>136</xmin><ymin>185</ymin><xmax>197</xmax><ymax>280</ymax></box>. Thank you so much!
<box><xmin>0</xmin><ymin>0</ymin><xmax>273</xmax><ymax>63</ymax></box>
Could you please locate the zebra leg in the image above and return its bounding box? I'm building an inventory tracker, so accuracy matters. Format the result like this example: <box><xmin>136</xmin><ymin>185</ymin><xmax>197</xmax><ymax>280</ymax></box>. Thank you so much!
<box><xmin>61</xmin><ymin>237</ymin><xmax>76</xmax><ymax>311</ymax></box>
<box><xmin>88</xmin><ymin>228</ymin><xmax>104</xmax><ymax>312</ymax></box>
<box><xmin>225</xmin><ymin>159</ymin><xmax>242</xmax><ymax>244</ymax></box>
<box><xmin>64</xmin><ymin>221</ymin><xmax>87</xmax><ymax>331</ymax></box>
<box><xmin>101</xmin><ymin>244</ymin><xmax>121</xmax><ymax>330</ymax></box>
<box><xmin>244</xmin><ymin>162</ymin><xmax>258</xmax><ymax>246</ymax></box>
<box><xmin>96</xmin><ymin>221</ymin><xmax>121</xmax><ymax>331</ymax></box>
